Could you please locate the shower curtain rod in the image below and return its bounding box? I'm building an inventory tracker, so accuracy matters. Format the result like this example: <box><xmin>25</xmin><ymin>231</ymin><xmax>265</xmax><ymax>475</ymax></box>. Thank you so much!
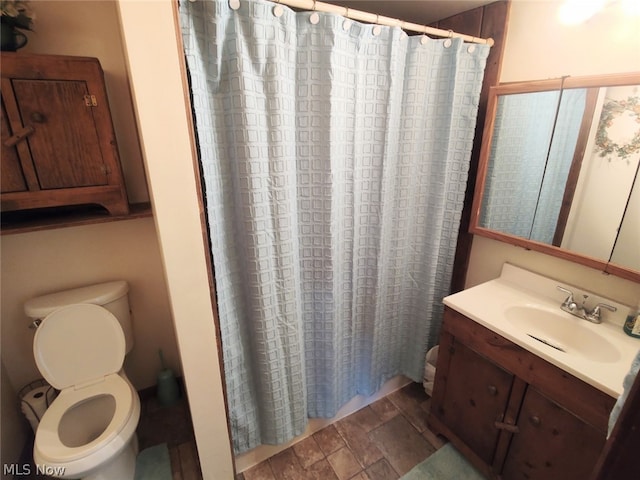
<box><xmin>269</xmin><ymin>0</ymin><xmax>494</xmax><ymax>45</ymax></box>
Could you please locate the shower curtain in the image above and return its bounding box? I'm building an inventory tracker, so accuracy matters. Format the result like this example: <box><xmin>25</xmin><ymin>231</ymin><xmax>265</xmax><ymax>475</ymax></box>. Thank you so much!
<box><xmin>180</xmin><ymin>0</ymin><xmax>489</xmax><ymax>453</ymax></box>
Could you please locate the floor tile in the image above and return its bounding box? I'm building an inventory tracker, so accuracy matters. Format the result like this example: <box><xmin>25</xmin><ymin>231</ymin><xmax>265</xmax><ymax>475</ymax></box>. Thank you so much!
<box><xmin>368</xmin><ymin>415</ymin><xmax>436</xmax><ymax>476</ymax></box>
<box><xmin>350</xmin><ymin>472</ymin><xmax>372</xmax><ymax>480</ymax></box>
<box><xmin>243</xmin><ymin>461</ymin><xmax>276</xmax><ymax>480</ymax></box>
<box><xmin>292</xmin><ymin>436</ymin><xmax>325</xmax><ymax>469</ymax></box>
<box><xmin>138</xmin><ymin>396</ymin><xmax>194</xmax><ymax>450</ymax></box>
<box><xmin>335</xmin><ymin>416</ymin><xmax>384</xmax><ymax>468</ymax></box>
<box><xmin>268</xmin><ymin>448</ymin><xmax>306</xmax><ymax>480</ymax></box>
<box><xmin>350</xmin><ymin>406</ymin><xmax>384</xmax><ymax>432</ymax></box>
<box><xmin>365</xmin><ymin>458</ymin><xmax>399</xmax><ymax>480</ymax></box>
<box><xmin>313</xmin><ymin>424</ymin><xmax>346</xmax><ymax>456</ymax></box>
<box><xmin>387</xmin><ymin>385</ymin><xmax>430</xmax><ymax>433</ymax></box>
<box><xmin>326</xmin><ymin>447</ymin><xmax>363</xmax><ymax>480</ymax></box>
<box><xmin>305</xmin><ymin>458</ymin><xmax>340</xmax><ymax>480</ymax></box>
<box><xmin>368</xmin><ymin>397</ymin><xmax>400</xmax><ymax>423</ymax></box>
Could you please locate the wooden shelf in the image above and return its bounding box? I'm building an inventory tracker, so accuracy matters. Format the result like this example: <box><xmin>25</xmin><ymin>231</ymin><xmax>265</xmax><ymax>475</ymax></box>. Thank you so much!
<box><xmin>1</xmin><ymin>202</ymin><xmax>152</xmax><ymax>235</ymax></box>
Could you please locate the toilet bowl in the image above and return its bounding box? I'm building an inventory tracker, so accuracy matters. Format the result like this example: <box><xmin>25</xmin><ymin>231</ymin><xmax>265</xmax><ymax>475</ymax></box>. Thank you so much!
<box><xmin>31</xmin><ymin>303</ymin><xmax>140</xmax><ymax>480</ymax></box>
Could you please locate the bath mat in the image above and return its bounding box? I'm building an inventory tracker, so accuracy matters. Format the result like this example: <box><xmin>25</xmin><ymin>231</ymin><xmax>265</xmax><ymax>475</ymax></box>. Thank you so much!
<box><xmin>401</xmin><ymin>443</ymin><xmax>488</xmax><ymax>480</ymax></box>
<box><xmin>135</xmin><ymin>443</ymin><xmax>172</xmax><ymax>480</ymax></box>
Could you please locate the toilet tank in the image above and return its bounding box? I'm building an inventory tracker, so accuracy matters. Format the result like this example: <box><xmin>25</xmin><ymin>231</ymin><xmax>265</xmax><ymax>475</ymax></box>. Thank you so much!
<box><xmin>24</xmin><ymin>281</ymin><xmax>134</xmax><ymax>354</ymax></box>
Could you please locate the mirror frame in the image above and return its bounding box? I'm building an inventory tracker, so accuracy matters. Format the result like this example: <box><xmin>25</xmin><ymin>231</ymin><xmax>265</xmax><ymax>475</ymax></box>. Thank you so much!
<box><xmin>470</xmin><ymin>72</ymin><xmax>640</xmax><ymax>283</ymax></box>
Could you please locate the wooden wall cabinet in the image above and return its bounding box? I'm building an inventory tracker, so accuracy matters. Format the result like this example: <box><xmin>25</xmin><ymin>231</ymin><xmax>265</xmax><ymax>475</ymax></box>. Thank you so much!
<box><xmin>429</xmin><ymin>307</ymin><xmax>616</xmax><ymax>480</ymax></box>
<box><xmin>1</xmin><ymin>53</ymin><xmax>129</xmax><ymax>216</ymax></box>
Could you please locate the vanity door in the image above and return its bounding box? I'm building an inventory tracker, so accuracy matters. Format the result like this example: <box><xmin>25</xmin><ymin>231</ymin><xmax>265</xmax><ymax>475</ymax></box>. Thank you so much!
<box><xmin>435</xmin><ymin>339</ymin><xmax>514</xmax><ymax>465</ymax></box>
<box><xmin>502</xmin><ymin>385</ymin><xmax>606</xmax><ymax>480</ymax></box>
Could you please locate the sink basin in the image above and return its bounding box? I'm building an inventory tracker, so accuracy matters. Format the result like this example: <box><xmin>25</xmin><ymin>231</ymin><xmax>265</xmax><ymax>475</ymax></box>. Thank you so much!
<box><xmin>505</xmin><ymin>305</ymin><xmax>621</xmax><ymax>364</ymax></box>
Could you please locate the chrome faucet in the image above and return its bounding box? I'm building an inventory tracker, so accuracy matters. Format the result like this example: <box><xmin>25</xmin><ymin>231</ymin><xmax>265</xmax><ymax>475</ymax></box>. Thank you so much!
<box><xmin>556</xmin><ymin>286</ymin><xmax>616</xmax><ymax>324</ymax></box>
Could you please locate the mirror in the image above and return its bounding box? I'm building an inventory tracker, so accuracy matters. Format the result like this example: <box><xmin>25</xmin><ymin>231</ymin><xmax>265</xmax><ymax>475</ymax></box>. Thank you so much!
<box><xmin>471</xmin><ymin>73</ymin><xmax>640</xmax><ymax>282</ymax></box>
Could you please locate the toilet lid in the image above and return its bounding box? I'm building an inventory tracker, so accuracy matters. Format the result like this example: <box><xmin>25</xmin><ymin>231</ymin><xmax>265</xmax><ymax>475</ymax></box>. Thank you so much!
<box><xmin>34</xmin><ymin>304</ymin><xmax>125</xmax><ymax>390</ymax></box>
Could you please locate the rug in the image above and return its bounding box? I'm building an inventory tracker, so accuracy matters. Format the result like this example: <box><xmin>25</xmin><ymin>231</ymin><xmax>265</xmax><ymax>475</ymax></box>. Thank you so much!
<box><xmin>401</xmin><ymin>443</ymin><xmax>488</xmax><ymax>480</ymax></box>
<box><xmin>135</xmin><ymin>443</ymin><xmax>172</xmax><ymax>480</ymax></box>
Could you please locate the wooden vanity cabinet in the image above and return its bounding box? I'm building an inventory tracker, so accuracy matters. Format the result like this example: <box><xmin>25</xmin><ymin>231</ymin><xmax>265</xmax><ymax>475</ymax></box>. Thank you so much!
<box><xmin>1</xmin><ymin>53</ymin><xmax>129</xmax><ymax>216</ymax></box>
<box><xmin>428</xmin><ymin>307</ymin><xmax>616</xmax><ymax>480</ymax></box>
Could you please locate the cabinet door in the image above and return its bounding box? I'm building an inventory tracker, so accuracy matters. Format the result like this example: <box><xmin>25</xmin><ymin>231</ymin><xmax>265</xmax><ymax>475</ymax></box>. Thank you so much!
<box><xmin>437</xmin><ymin>340</ymin><xmax>514</xmax><ymax>464</ymax></box>
<box><xmin>11</xmin><ymin>78</ymin><xmax>108</xmax><ymax>189</ymax></box>
<box><xmin>502</xmin><ymin>385</ymin><xmax>606</xmax><ymax>480</ymax></box>
<box><xmin>1</xmin><ymin>100</ymin><xmax>27</xmax><ymax>193</ymax></box>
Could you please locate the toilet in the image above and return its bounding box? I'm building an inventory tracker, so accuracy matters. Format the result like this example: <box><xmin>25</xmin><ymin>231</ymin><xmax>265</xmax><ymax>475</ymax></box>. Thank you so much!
<box><xmin>24</xmin><ymin>281</ymin><xmax>140</xmax><ymax>480</ymax></box>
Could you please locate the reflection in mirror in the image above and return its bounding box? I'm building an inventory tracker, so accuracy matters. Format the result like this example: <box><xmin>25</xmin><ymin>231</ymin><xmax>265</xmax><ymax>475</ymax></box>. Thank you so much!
<box><xmin>471</xmin><ymin>73</ymin><xmax>640</xmax><ymax>282</ymax></box>
<box><xmin>480</xmin><ymin>88</ymin><xmax>588</xmax><ymax>244</ymax></box>
<box><xmin>563</xmin><ymin>85</ymin><xmax>640</xmax><ymax>269</ymax></box>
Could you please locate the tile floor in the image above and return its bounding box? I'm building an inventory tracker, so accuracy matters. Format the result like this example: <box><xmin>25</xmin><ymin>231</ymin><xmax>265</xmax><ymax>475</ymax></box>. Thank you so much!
<box><xmin>237</xmin><ymin>382</ymin><xmax>446</xmax><ymax>480</ymax></box>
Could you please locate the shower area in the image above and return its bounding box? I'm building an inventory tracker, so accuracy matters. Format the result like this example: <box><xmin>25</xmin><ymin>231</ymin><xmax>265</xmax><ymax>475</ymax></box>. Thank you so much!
<box><xmin>178</xmin><ymin>0</ymin><xmax>491</xmax><ymax>458</ymax></box>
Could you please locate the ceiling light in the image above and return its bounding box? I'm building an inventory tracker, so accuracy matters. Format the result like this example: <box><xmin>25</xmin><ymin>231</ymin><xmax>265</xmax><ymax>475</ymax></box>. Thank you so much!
<box><xmin>558</xmin><ymin>0</ymin><xmax>607</xmax><ymax>25</ymax></box>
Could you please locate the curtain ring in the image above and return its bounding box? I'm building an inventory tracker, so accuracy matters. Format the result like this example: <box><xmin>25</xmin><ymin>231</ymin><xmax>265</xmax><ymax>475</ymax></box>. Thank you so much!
<box><xmin>372</xmin><ymin>15</ymin><xmax>382</xmax><ymax>36</ymax></box>
<box><xmin>310</xmin><ymin>0</ymin><xmax>320</xmax><ymax>24</ymax></box>
<box><xmin>273</xmin><ymin>0</ymin><xmax>284</xmax><ymax>17</ymax></box>
<box><xmin>448</xmin><ymin>29</ymin><xmax>453</xmax><ymax>38</ymax></box>
<box><xmin>343</xmin><ymin>8</ymin><xmax>352</xmax><ymax>31</ymax></box>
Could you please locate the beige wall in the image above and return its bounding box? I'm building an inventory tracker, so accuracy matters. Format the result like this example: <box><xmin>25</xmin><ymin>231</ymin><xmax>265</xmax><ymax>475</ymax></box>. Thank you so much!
<box><xmin>1</xmin><ymin>359</ymin><xmax>27</xmax><ymax>479</ymax></box>
<box><xmin>116</xmin><ymin>1</ymin><xmax>234</xmax><ymax>478</ymax></box>
<box><xmin>1</xmin><ymin>219</ymin><xmax>181</xmax><ymax>391</ymax></box>
<box><xmin>467</xmin><ymin>0</ymin><xmax>640</xmax><ymax>304</ymax></box>
<box><xmin>0</xmin><ymin>0</ymin><xmax>181</xmax><ymax>467</ymax></box>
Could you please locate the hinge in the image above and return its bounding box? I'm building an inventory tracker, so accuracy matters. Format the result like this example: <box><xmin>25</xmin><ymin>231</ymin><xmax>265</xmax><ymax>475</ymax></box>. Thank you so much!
<box><xmin>84</xmin><ymin>94</ymin><xmax>98</xmax><ymax>107</ymax></box>
<box><xmin>74</xmin><ymin>376</ymin><xmax>106</xmax><ymax>390</ymax></box>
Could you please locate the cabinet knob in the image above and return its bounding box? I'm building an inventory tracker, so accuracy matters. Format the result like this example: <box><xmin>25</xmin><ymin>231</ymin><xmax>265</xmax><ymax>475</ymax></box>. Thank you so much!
<box><xmin>487</xmin><ymin>385</ymin><xmax>498</xmax><ymax>396</ymax></box>
<box><xmin>30</xmin><ymin>112</ymin><xmax>46</xmax><ymax>123</ymax></box>
<box><xmin>530</xmin><ymin>415</ymin><xmax>541</xmax><ymax>427</ymax></box>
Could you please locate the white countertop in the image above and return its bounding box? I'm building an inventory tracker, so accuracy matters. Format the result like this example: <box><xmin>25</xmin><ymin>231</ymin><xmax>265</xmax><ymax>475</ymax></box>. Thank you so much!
<box><xmin>444</xmin><ymin>264</ymin><xmax>640</xmax><ymax>397</ymax></box>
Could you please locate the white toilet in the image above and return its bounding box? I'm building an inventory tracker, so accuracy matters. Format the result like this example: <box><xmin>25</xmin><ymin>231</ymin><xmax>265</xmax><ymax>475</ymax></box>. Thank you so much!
<box><xmin>24</xmin><ymin>281</ymin><xmax>140</xmax><ymax>480</ymax></box>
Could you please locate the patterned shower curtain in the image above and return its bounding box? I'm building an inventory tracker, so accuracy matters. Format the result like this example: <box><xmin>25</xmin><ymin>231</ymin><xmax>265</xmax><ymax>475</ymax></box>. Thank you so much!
<box><xmin>180</xmin><ymin>0</ymin><xmax>488</xmax><ymax>453</ymax></box>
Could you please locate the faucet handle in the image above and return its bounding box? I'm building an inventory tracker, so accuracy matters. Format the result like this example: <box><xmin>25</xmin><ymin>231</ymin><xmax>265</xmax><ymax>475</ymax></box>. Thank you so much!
<box><xmin>557</xmin><ymin>286</ymin><xmax>577</xmax><ymax>310</ymax></box>
<box><xmin>585</xmin><ymin>303</ymin><xmax>617</xmax><ymax>323</ymax></box>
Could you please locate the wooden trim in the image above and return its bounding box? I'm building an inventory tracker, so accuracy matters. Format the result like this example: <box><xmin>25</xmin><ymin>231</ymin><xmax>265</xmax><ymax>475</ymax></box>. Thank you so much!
<box><xmin>1</xmin><ymin>185</ymin><xmax>128</xmax><ymax>213</ymax></box>
<box><xmin>449</xmin><ymin>0</ymin><xmax>511</xmax><ymax>292</ymax></box>
<box><xmin>590</xmin><ymin>364</ymin><xmax>640</xmax><ymax>480</ymax></box>
<box><xmin>0</xmin><ymin>202</ymin><xmax>152</xmax><ymax>235</ymax></box>
<box><xmin>427</xmin><ymin>413</ymin><xmax>500</xmax><ymax>480</ymax></box>
<box><xmin>553</xmin><ymin>87</ymin><xmax>599</xmax><ymax>246</ymax></box>
<box><xmin>1</xmin><ymin>78</ymin><xmax>40</xmax><ymax>191</ymax></box>
<box><xmin>563</xmin><ymin>72</ymin><xmax>640</xmax><ymax>89</ymax></box>
<box><xmin>492</xmin><ymin>377</ymin><xmax>527</xmax><ymax>473</ymax></box>
<box><xmin>170</xmin><ymin>0</ymin><xmax>237</xmax><ymax>474</ymax></box>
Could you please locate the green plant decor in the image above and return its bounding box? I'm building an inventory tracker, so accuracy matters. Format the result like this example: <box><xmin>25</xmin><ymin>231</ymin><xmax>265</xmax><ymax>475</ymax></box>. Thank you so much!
<box><xmin>595</xmin><ymin>95</ymin><xmax>640</xmax><ymax>162</ymax></box>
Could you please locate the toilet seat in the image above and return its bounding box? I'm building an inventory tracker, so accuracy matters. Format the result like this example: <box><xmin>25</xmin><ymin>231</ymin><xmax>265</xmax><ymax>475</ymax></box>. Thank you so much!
<box><xmin>34</xmin><ymin>304</ymin><xmax>125</xmax><ymax>390</ymax></box>
<box><xmin>35</xmin><ymin>374</ymin><xmax>134</xmax><ymax>463</ymax></box>
<box><xmin>32</xmin><ymin>303</ymin><xmax>139</xmax><ymax>478</ymax></box>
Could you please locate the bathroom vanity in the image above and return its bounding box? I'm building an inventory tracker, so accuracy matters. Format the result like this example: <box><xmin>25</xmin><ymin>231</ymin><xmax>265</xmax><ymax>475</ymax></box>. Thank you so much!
<box><xmin>428</xmin><ymin>264</ymin><xmax>638</xmax><ymax>480</ymax></box>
